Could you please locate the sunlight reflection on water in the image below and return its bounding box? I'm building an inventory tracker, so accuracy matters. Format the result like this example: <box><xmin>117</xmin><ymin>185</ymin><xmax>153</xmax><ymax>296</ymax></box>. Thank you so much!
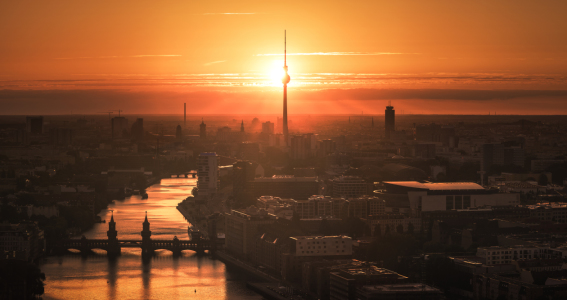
<box><xmin>41</xmin><ymin>178</ymin><xmax>262</xmax><ymax>300</ymax></box>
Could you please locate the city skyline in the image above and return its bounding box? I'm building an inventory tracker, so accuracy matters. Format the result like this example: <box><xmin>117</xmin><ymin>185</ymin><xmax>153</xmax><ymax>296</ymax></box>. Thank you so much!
<box><xmin>1</xmin><ymin>1</ymin><xmax>567</xmax><ymax>115</ymax></box>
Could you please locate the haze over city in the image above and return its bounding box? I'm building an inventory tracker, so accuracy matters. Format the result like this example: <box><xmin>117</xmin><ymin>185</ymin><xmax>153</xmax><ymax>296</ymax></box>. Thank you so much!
<box><xmin>3</xmin><ymin>1</ymin><xmax>567</xmax><ymax>300</ymax></box>
<box><xmin>2</xmin><ymin>1</ymin><xmax>567</xmax><ymax>114</ymax></box>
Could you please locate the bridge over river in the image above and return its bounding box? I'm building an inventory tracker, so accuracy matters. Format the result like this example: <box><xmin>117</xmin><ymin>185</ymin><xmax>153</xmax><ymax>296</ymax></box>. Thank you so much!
<box><xmin>55</xmin><ymin>212</ymin><xmax>217</xmax><ymax>257</ymax></box>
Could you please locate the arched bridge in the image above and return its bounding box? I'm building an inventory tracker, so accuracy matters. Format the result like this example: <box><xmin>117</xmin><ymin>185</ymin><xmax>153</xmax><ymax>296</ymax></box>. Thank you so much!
<box><xmin>55</xmin><ymin>212</ymin><xmax>218</xmax><ymax>256</ymax></box>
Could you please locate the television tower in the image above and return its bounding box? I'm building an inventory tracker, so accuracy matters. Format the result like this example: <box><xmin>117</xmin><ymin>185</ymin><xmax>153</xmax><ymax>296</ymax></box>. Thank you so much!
<box><xmin>282</xmin><ymin>30</ymin><xmax>291</xmax><ymax>146</ymax></box>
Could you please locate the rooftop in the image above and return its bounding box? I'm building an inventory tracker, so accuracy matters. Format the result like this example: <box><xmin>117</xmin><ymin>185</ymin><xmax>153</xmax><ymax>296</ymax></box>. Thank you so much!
<box><xmin>360</xmin><ymin>283</ymin><xmax>441</xmax><ymax>293</ymax></box>
<box><xmin>383</xmin><ymin>181</ymin><xmax>485</xmax><ymax>191</ymax></box>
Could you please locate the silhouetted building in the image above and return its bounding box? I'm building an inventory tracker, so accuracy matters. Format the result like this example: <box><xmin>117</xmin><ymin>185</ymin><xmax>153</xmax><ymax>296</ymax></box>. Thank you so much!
<box><xmin>331</xmin><ymin>176</ymin><xmax>368</xmax><ymax>198</ymax></box>
<box><xmin>385</xmin><ymin>103</ymin><xmax>395</xmax><ymax>139</ymax></box>
<box><xmin>50</xmin><ymin>128</ymin><xmax>73</xmax><ymax>145</ymax></box>
<box><xmin>200</xmin><ymin>119</ymin><xmax>207</xmax><ymax>140</ymax></box>
<box><xmin>329</xmin><ymin>266</ymin><xmax>410</xmax><ymax>300</ymax></box>
<box><xmin>175</xmin><ymin>125</ymin><xmax>182</xmax><ymax>140</ymax></box>
<box><xmin>26</xmin><ymin>116</ymin><xmax>43</xmax><ymax>134</ymax></box>
<box><xmin>233</xmin><ymin>161</ymin><xmax>256</xmax><ymax>207</ymax></box>
<box><xmin>130</xmin><ymin>118</ymin><xmax>144</xmax><ymax>141</ymax></box>
<box><xmin>291</xmin><ymin>135</ymin><xmax>308</xmax><ymax>160</ymax></box>
<box><xmin>240</xmin><ymin>120</ymin><xmax>244</xmax><ymax>132</ymax></box>
<box><xmin>0</xmin><ymin>221</ymin><xmax>45</xmax><ymax>262</ymax></box>
<box><xmin>224</xmin><ymin>207</ymin><xmax>277</xmax><ymax>259</ymax></box>
<box><xmin>197</xmin><ymin>153</ymin><xmax>219</xmax><ymax>200</ymax></box>
<box><xmin>250</xmin><ymin>176</ymin><xmax>319</xmax><ymax>199</ymax></box>
<box><xmin>482</xmin><ymin>143</ymin><xmax>524</xmax><ymax>173</ymax></box>
<box><xmin>111</xmin><ymin>116</ymin><xmax>128</xmax><ymax>139</ymax></box>
<box><xmin>262</xmin><ymin>121</ymin><xmax>274</xmax><ymax>134</ymax></box>
<box><xmin>414</xmin><ymin>143</ymin><xmax>436</xmax><ymax>159</ymax></box>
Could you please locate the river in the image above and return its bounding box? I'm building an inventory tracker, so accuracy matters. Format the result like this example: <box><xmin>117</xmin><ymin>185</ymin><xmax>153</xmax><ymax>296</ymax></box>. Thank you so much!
<box><xmin>40</xmin><ymin>178</ymin><xmax>263</xmax><ymax>300</ymax></box>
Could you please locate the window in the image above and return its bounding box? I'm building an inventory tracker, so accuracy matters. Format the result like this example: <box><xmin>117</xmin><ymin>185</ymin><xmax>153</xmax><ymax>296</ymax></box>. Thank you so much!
<box><xmin>455</xmin><ymin>196</ymin><xmax>463</xmax><ymax>209</ymax></box>
<box><xmin>463</xmin><ymin>196</ymin><xmax>471</xmax><ymax>208</ymax></box>
<box><xmin>446</xmin><ymin>196</ymin><xmax>454</xmax><ymax>210</ymax></box>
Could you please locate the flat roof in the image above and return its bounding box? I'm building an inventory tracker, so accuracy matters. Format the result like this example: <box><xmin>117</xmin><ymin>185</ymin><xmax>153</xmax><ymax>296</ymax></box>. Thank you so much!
<box><xmin>383</xmin><ymin>181</ymin><xmax>484</xmax><ymax>191</ymax></box>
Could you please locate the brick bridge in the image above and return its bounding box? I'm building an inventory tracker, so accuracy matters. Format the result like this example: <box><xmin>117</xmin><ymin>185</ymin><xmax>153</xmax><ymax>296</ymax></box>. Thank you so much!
<box><xmin>56</xmin><ymin>212</ymin><xmax>217</xmax><ymax>256</ymax></box>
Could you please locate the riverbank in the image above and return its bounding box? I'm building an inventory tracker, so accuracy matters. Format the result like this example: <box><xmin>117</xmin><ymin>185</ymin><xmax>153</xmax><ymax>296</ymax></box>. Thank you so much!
<box><xmin>215</xmin><ymin>250</ymin><xmax>279</xmax><ymax>283</ymax></box>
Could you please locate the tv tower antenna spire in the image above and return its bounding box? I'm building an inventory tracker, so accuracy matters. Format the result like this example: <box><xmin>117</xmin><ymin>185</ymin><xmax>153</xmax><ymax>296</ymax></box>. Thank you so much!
<box><xmin>282</xmin><ymin>30</ymin><xmax>291</xmax><ymax>146</ymax></box>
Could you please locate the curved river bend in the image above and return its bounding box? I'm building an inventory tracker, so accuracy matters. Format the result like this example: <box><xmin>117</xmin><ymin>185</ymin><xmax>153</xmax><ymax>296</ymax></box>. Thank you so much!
<box><xmin>41</xmin><ymin>178</ymin><xmax>262</xmax><ymax>300</ymax></box>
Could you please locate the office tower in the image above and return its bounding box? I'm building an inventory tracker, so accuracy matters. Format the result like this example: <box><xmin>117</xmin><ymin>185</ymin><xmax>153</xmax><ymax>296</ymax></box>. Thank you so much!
<box><xmin>111</xmin><ymin>116</ymin><xmax>129</xmax><ymax>139</ymax></box>
<box><xmin>290</xmin><ymin>135</ymin><xmax>307</xmax><ymax>160</ymax></box>
<box><xmin>184</xmin><ymin>103</ymin><xmax>186</xmax><ymax>126</ymax></box>
<box><xmin>233</xmin><ymin>161</ymin><xmax>255</xmax><ymax>206</ymax></box>
<box><xmin>197</xmin><ymin>153</ymin><xmax>219</xmax><ymax>200</ymax></box>
<box><xmin>385</xmin><ymin>101</ymin><xmax>395</xmax><ymax>139</ymax></box>
<box><xmin>199</xmin><ymin>119</ymin><xmax>207</xmax><ymax>140</ymax></box>
<box><xmin>241</xmin><ymin>120</ymin><xmax>244</xmax><ymax>132</ymax></box>
<box><xmin>481</xmin><ymin>143</ymin><xmax>505</xmax><ymax>173</ymax></box>
<box><xmin>26</xmin><ymin>116</ymin><xmax>43</xmax><ymax>134</ymax></box>
<box><xmin>262</xmin><ymin>121</ymin><xmax>274</xmax><ymax>134</ymax></box>
<box><xmin>175</xmin><ymin>125</ymin><xmax>182</xmax><ymax>140</ymax></box>
<box><xmin>131</xmin><ymin>118</ymin><xmax>144</xmax><ymax>141</ymax></box>
<box><xmin>282</xmin><ymin>31</ymin><xmax>291</xmax><ymax>146</ymax></box>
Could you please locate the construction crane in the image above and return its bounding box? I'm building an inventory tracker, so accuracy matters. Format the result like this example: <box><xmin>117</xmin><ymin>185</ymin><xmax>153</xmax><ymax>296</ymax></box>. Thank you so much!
<box><xmin>97</xmin><ymin>112</ymin><xmax>114</xmax><ymax>120</ymax></box>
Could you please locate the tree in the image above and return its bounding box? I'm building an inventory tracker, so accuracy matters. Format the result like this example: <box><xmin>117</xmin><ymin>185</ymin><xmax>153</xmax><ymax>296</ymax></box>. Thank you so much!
<box><xmin>396</xmin><ymin>224</ymin><xmax>404</xmax><ymax>234</ymax></box>
<box><xmin>385</xmin><ymin>225</ymin><xmax>391</xmax><ymax>235</ymax></box>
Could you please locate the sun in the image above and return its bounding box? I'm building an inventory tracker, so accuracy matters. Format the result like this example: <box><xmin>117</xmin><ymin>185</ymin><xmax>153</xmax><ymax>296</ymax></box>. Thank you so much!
<box><xmin>268</xmin><ymin>59</ymin><xmax>286</xmax><ymax>85</ymax></box>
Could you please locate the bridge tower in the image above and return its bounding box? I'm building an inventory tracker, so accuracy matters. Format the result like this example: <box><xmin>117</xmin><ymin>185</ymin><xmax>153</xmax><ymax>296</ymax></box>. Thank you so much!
<box><xmin>141</xmin><ymin>211</ymin><xmax>153</xmax><ymax>256</ymax></box>
<box><xmin>107</xmin><ymin>211</ymin><xmax>121</xmax><ymax>256</ymax></box>
<box><xmin>172</xmin><ymin>236</ymin><xmax>182</xmax><ymax>256</ymax></box>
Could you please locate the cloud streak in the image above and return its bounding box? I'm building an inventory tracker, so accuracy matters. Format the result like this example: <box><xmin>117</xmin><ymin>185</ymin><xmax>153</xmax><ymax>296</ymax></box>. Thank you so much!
<box><xmin>203</xmin><ymin>60</ymin><xmax>227</xmax><ymax>66</ymax></box>
<box><xmin>202</xmin><ymin>13</ymin><xmax>257</xmax><ymax>15</ymax></box>
<box><xmin>54</xmin><ymin>55</ymin><xmax>181</xmax><ymax>60</ymax></box>
<box><xmin>255</xmin><ymin>52</ymin><xmax>419</xmax><ymax>56</ymax></box>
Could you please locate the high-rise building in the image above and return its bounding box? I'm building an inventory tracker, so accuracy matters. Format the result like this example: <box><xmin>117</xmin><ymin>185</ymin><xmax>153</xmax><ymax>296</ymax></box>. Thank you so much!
<box><xmin>26</xmin><ymin>116</ymin><xmax>43</xmax><ymax>134</ymax></box>
<box><xmin>197</xmin><ymin>153</ymin><xmax>219</xmax><ymax>199</ymax></box>
<box><xmin>240</xmin><ymin>120</ymin><xmax>244</xmax><ymax>132</ymax></box>
<box><xmin>111</xmin><ymin>116</ymin><xmax>129</xmax><ymax>139</ymax></box>
<box><xmin>183</xmin><ymin>103</ymin><xmax>186</xmax><ymax>126</ymax></box>
<box><xmin>175</xmin><ymin>125</ymin><xmax>182</xmax><ymax>140</ymax></box>
<box><xmin>199</xmin><ymin>119</ymin><xmax>207</xmax><ymax>140</ymax></box>
<box><xmin>233</xmin><ymin>161</ymin><xmax>256</xmax><ymax>206</ymax></box>
<box><xmin>262</xmin><ymin>121</ymin><xmax>274</xmax><ymax>134</ymax></box>
<box><xmin>291</xmin><ymin>135</ymin><xmax>307</xmax><ymax>160</ymax></box>
<box><xmin>130</xmin><ymin>118</ymin><xmax>144</xmax><ymax>141</ymax></box>
<box><xmin>385</xmin><ymin>102</ymin><xmax>395</xmax><ymax>139</ymax></box>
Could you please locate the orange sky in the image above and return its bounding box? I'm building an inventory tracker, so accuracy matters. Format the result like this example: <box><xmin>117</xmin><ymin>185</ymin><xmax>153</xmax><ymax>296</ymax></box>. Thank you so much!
<box><xmin>1</xmin><ymin>1</ymin><xmax>567</xmax><ymax>114</ymax></box>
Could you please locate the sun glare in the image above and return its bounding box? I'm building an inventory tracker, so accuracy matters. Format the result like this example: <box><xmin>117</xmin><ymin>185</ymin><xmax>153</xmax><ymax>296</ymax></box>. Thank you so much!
<box><xmin>269</xmin><ymin>59</ymin><xmax>286</xmax><ymax>85</ymax></box>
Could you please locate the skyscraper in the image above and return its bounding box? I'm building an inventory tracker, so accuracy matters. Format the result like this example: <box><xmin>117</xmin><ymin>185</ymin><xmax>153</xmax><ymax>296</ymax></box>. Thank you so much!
<box><xmin>184</xmin><ymin>103</ymin><xmax>186</xmax><ymax>126</ymax></box>
<box><xmin>111</xmin><ymin>116</ymin><xmax>129</xmax><ymax>139</ymax></box>
<box><xmin>197</xmin><ymin>153</ymin><xmax>219</xmax><ymax>200</ymax></box>
<box><xmin>131</xmin><ymin>118</ymin><xmax>144</xmax><ymax>141</ymax></box>
<box><xmin>26</xmin><ymin>116</ymin><xmax>43</xmax><ymax>134</ymax></box>
<box><xmin>176</xmin><ymin>125</ymin><xmax>182</xmax><ymax>140</ymax></box>
<box><xmin>385</xmin><ymin>101</ymin><xmax>395</xmax><ymax>139</ymax></box>
<box><xmin>282</xmin><ymin>31</ymin><xmax>291</xmax><ymax>146</ymax></box>
<box><xmin>200</xmin><ymin>119</ymin><xmax>207</xmax><ymax>140</ymax></box>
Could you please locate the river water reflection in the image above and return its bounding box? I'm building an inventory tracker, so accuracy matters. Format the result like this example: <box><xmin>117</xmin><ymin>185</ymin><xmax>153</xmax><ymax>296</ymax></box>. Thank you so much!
<box><xmin>41</xmin><ymin>178</ymin><xmax>263</xmax><ymax>300</ymax></box>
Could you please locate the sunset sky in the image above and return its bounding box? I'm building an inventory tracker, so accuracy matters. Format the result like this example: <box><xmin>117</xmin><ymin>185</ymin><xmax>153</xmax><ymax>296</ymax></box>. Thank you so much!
<box><xmin>1</xmin><ymin>0</ymin><xmax>567</xmax><ymax>114</ymax></box>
